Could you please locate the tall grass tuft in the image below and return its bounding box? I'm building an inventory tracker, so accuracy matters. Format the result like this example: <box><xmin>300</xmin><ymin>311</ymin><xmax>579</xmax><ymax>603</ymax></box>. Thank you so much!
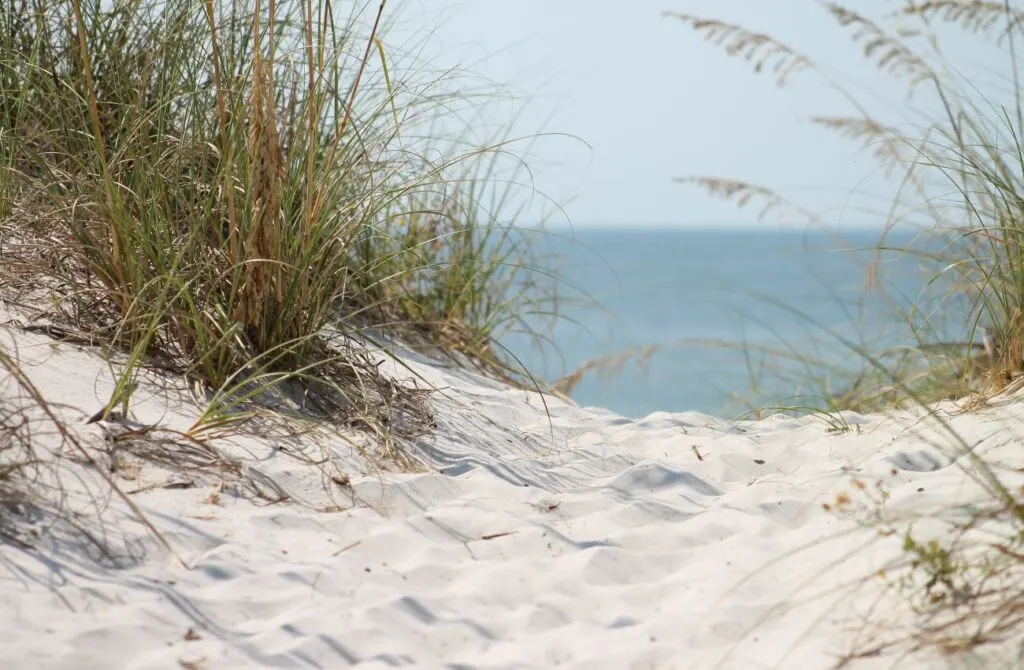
<box><xmin>0</xmin><ymin>0</ymin><xmax>557</xmax><ymax>437</ymax></box>
<box><xmin>663</xmin><ymin>2</ymin><xmax>1024</xmax><ymax>409</ymax></box>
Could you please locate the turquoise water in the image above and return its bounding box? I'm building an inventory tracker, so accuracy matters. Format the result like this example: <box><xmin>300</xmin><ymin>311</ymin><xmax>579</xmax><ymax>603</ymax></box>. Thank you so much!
<box><xmin>501</xmin><ymin>226</ymin><xmax>970</xmax><ymax>418</ymax></box>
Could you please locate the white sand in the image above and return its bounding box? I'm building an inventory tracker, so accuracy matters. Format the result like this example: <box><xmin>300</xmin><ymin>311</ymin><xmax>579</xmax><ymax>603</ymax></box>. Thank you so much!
<box><xmin>1</xmin><ymin>319</ymin><xmax>1023</xmax><ymax>670</ymax></box>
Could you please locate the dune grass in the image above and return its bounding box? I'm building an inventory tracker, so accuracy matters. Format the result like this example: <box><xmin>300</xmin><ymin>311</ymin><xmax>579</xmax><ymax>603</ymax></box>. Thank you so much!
<box><xmin>653</xmin><ymin>2</ymin><xmax>1024</xmax><ymax>664</ymax></box>
<box><xmin>558</xmin><ymin>4</ymin><xmax>1024</xmax><ymax>417</ymax></box>
<box><xmin>663</xmin><ymin>2</ymin><xmax>1024</xmax><ymax>409</ymax></box>
<box><xmin>0</xmin><ymin>0</ymin><xmax>559</xmax><ymax>443</ymax></box>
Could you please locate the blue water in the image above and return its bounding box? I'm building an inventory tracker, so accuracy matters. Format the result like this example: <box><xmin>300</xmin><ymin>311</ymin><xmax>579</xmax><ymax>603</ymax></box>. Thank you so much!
<box><xmin>501</xmin><ymin>226</ymin><xmax>968</xmax><ymax>418</ymax></box>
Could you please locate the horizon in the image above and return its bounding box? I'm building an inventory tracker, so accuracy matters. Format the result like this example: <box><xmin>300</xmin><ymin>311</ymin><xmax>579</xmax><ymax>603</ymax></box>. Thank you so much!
<box><xmin>523</xmin><ymin>221</ymin><xmax>934</xmax><ymax>234</ymax></box>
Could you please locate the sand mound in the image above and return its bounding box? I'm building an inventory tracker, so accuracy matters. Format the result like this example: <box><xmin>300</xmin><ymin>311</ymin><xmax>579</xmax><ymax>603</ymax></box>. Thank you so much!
<box><xmin>1</xmin><ymin>321</ymin><xmax>1022</xmax><ymax>669</ymax></box>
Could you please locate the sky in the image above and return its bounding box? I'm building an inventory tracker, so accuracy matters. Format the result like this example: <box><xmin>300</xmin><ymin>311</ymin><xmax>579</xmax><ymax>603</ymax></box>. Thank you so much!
<box><xmin>384</xmin><ymin>0</ymin><xmax>1013</xmax><ymax>229</ymax></box>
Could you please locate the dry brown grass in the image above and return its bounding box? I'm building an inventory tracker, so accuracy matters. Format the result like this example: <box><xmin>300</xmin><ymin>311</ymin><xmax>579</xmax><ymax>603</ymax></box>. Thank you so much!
<box><xmin>663</xmin><ymin>13</ymin><xmax>813</xmax><ymax>86</ymax></box>
<box><xmin>898</xmin><ymin>1</ymin><xmax>1024</xmax><ymax>41</ymax></box>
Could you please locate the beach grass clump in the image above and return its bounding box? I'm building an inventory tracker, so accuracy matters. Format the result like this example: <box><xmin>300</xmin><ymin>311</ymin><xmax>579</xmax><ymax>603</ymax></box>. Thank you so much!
<box><xmin>0</xmin><ymin>0</ymin><xmax>553</xmax><ymax>435</ymax></box>
<box><xmin>664</xmin><ymin>1</ymin><xmax>1024</xmax><ymax>662</ymax></box>
<box><xmin>664</xmin><ymin>1</ymin><xmax>1024</xmax><ymax>411</ymax></box>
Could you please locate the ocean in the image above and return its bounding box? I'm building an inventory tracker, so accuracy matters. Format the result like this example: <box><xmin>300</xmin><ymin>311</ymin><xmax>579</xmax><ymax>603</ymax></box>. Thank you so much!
<box><xmin>501</xmin><ymin>226</ymin><xmax>970</xmax><ymax>419</ymax></box>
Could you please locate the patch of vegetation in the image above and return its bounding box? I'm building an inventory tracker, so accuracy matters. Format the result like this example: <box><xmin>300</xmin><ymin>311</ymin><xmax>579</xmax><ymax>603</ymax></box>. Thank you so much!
<box><xmin>664</xmin><ymin>2</ymin><xmax>1024</xmax><ymax>411</ymax></box>
<box><xmin>662</xmin><ymin>1</ymin><xmax>1024</xmax><ymax>664</ymax></box>
<box><xmin>0</xmin><ymin>0</ymin><xmax>560</xmax><ymax>444</ymax></box>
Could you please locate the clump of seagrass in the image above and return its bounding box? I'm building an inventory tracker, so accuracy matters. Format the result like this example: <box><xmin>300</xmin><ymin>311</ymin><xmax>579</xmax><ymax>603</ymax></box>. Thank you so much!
<box><xmin>0</xmin><ymin>0</ymin><xmax>560</xmax><ymax>455</ymax></box>
<box><xmin>665</xmin><ymin>1</ymin><xmax>1024</xmax><ymax>663</ymax></box>
<box><xmin>0</xmin><ymin>0</ymin><xmax>571</xmax><ymax>461</ymax></box>
<box><xmin>665</xmin><ymin>1</ymin><xmax>1024</xmax><ymax>409</ymax></box>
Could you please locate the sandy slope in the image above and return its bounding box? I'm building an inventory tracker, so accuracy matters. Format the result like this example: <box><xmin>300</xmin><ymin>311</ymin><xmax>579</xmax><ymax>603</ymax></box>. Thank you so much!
<box><xmin>1</xmin><ymin>320</ymin><xmax>1022</xmax><ymax>670</ymax></box>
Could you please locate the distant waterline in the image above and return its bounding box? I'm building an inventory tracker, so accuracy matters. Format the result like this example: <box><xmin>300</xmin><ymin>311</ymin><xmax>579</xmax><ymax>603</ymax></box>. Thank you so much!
<box><xmin>501</xmin><ymin>226</ymin><xmax>967</xmax><ymax>418</ymax></box>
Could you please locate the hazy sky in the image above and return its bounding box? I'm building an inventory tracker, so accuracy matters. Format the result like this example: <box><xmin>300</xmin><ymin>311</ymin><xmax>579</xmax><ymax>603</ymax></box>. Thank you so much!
<box><xmin>389</xmin><ymin>0</ymin><xmax>1010</xmax><ymax>228</ymax></box>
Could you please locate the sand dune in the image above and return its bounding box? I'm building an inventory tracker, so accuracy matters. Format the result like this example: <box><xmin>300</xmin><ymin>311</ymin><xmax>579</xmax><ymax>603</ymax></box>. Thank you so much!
<box><xmin>1</xmin><ymin>321</ymin><xmax>1022</xmax><ymax>670</ymax></box>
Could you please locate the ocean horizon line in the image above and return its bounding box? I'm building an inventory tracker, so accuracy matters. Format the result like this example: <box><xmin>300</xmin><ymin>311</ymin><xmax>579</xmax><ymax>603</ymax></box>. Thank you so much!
<box><xmin>527</xmin><ymin>221</ymin><xmax>922</xmax><ymax>233</ymax></box>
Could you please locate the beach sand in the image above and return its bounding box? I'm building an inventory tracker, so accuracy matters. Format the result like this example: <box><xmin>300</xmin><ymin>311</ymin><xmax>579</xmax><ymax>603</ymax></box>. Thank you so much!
<box><xmin>1</xmin><ymin>319</ymin><xmax>1022</xmax><ymax>670</ymax></box>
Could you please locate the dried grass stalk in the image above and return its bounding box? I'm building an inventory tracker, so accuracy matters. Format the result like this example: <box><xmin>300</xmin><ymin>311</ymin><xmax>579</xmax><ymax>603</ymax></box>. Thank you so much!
<box><xmin>663</xmin><ymin>12</ymin><xmax>814</xmax><ymax>86</ymax></box>
<box><xmin>896</xmin><ymin>1</ymin><xmax>1024</xmax><ymax>42</ymax></box>
<box><xmin>821</xmin><ymin>3</ymin><xmax>934</xmax><ymax>86</ymax></box>
<box><xmin>238</xmin><ymin>0</ymin><xmax>286</xmax><ymax>339</ymax></box>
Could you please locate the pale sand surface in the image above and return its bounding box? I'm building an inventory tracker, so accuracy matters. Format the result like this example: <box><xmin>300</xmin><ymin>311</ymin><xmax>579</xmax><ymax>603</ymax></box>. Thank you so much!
<box><xmin>1</xmin><ymin>320</ymin><xmax>1023</xmax><ymax>669</ymax></box>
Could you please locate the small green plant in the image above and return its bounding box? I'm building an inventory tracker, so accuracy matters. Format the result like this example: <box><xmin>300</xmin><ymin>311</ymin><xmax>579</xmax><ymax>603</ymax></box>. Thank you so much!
<box><xmin>737</xmin><ymin>395</ymin><xmax>856</xmax><ymax>434</ymax></box>
<box><xmin>900</xmin><ymin>532</ymin><xmax>965</xmax><ymax>603</ymax></box>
